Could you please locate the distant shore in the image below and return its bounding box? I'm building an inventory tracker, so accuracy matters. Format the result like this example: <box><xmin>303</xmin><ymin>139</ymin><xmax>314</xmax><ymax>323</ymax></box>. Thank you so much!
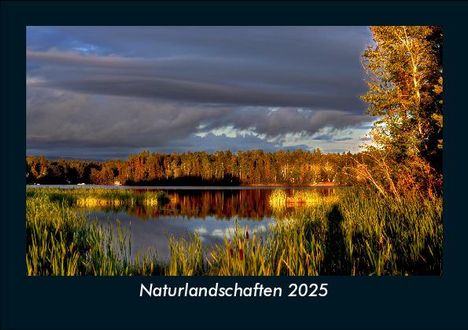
<box><xmin>246</xmin><ymin>182</ymin><xmax>344</xmax><ymax>187</ymax></box>
<box><xmin>27</xmin><ymin>182</ymin><xmax>347</xmax><ymax>189</ymax></box>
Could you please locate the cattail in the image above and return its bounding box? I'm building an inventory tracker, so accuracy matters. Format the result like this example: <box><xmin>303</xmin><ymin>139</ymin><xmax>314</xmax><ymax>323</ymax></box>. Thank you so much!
<box><xmin>245</xmin><ymin>230</ymin><xmax>249</xmax><ymax>240</ymax></box>
<box><xmin>239</xmin><ymin>247</ymin><xmax>244</xmax><ymax>261</ymax></box>
<box><xmin>229</xmin><ymin>246</ymin><xmax>234</xmax><ymax>257</ymax></box>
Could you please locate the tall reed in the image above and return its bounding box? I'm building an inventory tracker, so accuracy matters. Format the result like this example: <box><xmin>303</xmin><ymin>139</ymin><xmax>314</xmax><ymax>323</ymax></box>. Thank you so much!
<box><xmin>26</xmin><ymin>193</ymin><xmax>163</xmax><ymax>275</ymax></box>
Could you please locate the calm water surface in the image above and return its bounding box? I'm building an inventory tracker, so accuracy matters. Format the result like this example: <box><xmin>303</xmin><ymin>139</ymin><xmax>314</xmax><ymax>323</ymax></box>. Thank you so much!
<box><xmin>31</xmin><ymin>185</ymin><xmax>336</xmax><ymax>260</ymax></box>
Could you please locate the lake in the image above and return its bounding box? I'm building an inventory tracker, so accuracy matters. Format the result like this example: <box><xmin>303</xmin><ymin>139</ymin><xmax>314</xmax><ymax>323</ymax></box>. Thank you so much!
<box><xmin>28</xmin><ymin>185</ymin><xmax>337</xmax><ymax>260</ymax></box>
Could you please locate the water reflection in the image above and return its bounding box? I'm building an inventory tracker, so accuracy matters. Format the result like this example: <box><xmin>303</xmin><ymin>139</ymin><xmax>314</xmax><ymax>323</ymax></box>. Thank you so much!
<box><xmin>79</xmin><ymin>187</ymin><xmax>336</xmax><ymax>260</ymax></box>
<box><xmin>87</xmin><ymin>188</ymin><xmax>336</xmax><ymax>220</ymax></box>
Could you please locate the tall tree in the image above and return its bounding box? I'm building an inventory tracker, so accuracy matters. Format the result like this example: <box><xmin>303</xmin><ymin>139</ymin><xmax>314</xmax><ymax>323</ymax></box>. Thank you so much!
<box><xmin>362</xmin><ymin>26</ymin><xmax>443</xmax><ymax>171</ymax></box>
<box><xmin>359</xmin><ymin>26</ymin><xmax>443</xmax><ymax>196</ymax></box>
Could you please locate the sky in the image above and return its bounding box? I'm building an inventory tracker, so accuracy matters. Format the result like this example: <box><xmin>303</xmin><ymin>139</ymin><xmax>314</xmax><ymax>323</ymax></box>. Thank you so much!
<box><xmin>26</xmin><ymin>26</ymin><xmax>374</xmax><ymax>160</ymax></box>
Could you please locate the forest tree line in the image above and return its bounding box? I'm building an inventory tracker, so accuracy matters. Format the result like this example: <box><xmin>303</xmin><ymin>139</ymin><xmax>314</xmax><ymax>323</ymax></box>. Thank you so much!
<box><xmin>26</xmin><ymin>149</ymin><xmax>363</xmax><ymax>186</ymax></box>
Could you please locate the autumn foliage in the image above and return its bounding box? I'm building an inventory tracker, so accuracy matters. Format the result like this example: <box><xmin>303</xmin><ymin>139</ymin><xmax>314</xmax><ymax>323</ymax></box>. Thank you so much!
<box><xmin>358</xmin><ymin>26</ymin><xmax>443</xmax><ymax>198</ymax></box>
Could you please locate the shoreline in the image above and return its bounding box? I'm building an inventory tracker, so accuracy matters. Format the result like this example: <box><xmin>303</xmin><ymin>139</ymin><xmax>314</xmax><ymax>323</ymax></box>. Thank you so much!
<box><xmin>26</xmin><ymin>183</ymin><xmax>348</xmax><ymax>189</ymax></box>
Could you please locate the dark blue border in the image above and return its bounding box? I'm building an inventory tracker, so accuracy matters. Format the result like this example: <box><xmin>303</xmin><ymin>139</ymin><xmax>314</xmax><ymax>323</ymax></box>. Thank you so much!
<box><xmin>2</xmin><ymin>1</ymin><xmax>467</xmax><ymax>329</ymax></box>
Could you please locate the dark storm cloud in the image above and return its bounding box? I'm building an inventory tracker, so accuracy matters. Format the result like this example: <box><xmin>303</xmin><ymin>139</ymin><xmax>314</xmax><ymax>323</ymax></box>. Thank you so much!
<box><xmin>32</xmin><ymin>76</ymin><xmax>362</xmax><ymax>110</ymax></box>
<box><xmin>27</xmin><ymin>26</ymin><xmax>370</xmax><ymax>63</ymax></box>
<box><xmin>27</xmin><ymin>45</ymin><xmax>366</xmax><ymax>110</ymax></box>
<box><xmin>26</xmin><ymin>87</ymin><xmax>225</xmax><ymax>149</ymax></box>
<box><xmin>27</xmin><ymin>26</ymin><xmax>373</xmax><ymax>158</ymax></box>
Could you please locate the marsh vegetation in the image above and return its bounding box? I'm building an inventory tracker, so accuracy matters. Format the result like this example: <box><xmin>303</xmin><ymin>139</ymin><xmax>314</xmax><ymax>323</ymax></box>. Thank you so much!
<box><xmin>26</xmin><ymin>186</ymin><xmax>442</xmax><ymax>276</ymax></box>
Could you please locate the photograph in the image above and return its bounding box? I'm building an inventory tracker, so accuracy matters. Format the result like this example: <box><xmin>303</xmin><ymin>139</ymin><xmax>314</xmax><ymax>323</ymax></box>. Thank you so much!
<box><xmin>25</xmin><ymin>26</ymin><xmax>443</xmax><ymax>276</ymax></box>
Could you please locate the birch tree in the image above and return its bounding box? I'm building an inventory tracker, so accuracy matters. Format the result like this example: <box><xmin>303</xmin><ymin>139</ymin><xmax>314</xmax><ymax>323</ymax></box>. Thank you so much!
<box><xmin>362</xmin><ymin>26</ymin><xmax>443</xmax><ymax>172</ymax></box>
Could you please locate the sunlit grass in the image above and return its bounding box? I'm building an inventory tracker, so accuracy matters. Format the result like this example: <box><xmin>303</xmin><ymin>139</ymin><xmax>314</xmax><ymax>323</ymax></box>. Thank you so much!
<box><xmin>27</xmin><ymin>187</ymin><xmax>169</xmax><ymax>207</ymax></box>
<box><xmin>269</xmin><ymin>189</ymin><xmax>339</xmax><ymax>213</ymax></box>
<box><xmin>268</xmin><ymin>189</ymin><xmax>288</xmax><ymax>212</ymax></box>
<box><xmin>288</xmin><ymin>190</ymin><xmax>339</xmax><ymax>206</ymax></box>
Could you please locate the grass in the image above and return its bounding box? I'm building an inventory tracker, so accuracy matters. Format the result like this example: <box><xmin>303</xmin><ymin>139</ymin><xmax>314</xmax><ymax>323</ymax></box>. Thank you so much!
<box><xmin>167</xmin><ymin>234</ymin><xmax>204</xmax><ymax>275</ymax></box>
<box><xmin>268</xmin><ymin>189</ymin><xmax>288</xmax><ymax>211</ymax></box>
<box><xmin>27</xmin><ymin>187</ymin><xmax>170</xmax><ymax>207</ymax></box>
<box><xmin>26</xmin><ymin>193</ymin><xmax>166</xmax><ymax>275</ymax></box>
<box><xmin>26</xmin><ymin>187</ymin><xmax>442</xmax><ymax>276</ymax></box>
<box><xmin>269</xmin><ymin>189</ymin><xmax>339</xmax><ymax>213</ymax></box>
<box><xmin>207</xmin><ymin>189</ymin><xmax>442</xmax><ymax>276</ymax></box>
<box><xmin>338</xmin><ymin>189</ymin><xmax>443</xmax><ymax>275</ymax></box>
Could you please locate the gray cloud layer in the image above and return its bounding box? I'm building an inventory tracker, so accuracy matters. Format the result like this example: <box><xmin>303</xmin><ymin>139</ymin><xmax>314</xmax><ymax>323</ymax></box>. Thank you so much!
<box><xmin>27</xmin><ymin>26</ymin><xmax>373</xmax><ymax>158</ymax></box>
